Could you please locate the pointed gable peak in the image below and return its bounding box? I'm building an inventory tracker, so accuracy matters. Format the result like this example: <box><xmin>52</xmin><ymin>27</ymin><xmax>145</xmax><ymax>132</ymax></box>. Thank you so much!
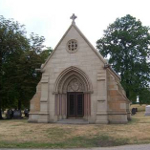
<box><xmin>41</xmin><ymin>14</ymin><xmax>107</xmax><ymax>70</ymax></box>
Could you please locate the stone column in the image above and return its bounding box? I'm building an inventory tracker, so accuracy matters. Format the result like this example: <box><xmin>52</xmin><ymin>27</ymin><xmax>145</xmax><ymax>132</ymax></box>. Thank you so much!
<box><xmin>55</xmin><ymin>93</ymin><xmax>67</xmax><ymax>120</ymax></box>
<box><xmin>83</xmin><ymin>93</ymin><xmax>91</xmax><ymax>120</ymax></box>
<box><xmin>38</xmin><ymin>74</ymin><xmax>49</xmax><ymax>123</ymax></box>
<box><xmin>59</xmin><ymin>94</ymin><xmax>62</xmax><ymax>119</ymax></box>
<box><xmin>84</xmin><ymin>93</ymin><xmax>87</xmax><ymax>119</ymax></box>
<box><xmin>126</xmin><ymin>101</ymin><xmax>131</xmax><ymax>121</ymax></box>
<box><xmin>87</xmin><ymin>93</ymin><xmax>91</xmax><ymax>116</ymax></box>
<box><xmin>95</xmin><ymin>71</ymin><xmax>108</xmax><ymax>124</ymax></box>
<box><xmin>55</xmin><ymin>94</ymin><xmax>58</xmax><ymax>116</ymax></box>
<box><xmin>62</xmin><ymin>94</ymin><xmax>67</xmax><ymax>119</ymax></box>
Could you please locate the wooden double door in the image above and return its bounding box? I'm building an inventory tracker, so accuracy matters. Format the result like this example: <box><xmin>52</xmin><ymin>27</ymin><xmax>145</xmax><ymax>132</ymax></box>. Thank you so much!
<box><xmin>67</xmin><ymin>92</ymin><xmax>84</xmax><ymax>118</ymax></box>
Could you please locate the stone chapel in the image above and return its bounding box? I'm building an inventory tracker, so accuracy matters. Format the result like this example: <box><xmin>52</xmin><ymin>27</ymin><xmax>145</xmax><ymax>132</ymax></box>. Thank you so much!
<box><xmin>29</xmin><ymin>14</ymin><xmax>131</xmax><ymax>124</ymax></box>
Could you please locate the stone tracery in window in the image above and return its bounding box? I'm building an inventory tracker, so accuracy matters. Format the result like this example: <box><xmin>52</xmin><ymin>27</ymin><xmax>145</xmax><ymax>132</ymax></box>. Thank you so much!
<box><xmin>67</xmin><ymin>39</ymin><xmax>78</xmax><ymax>52</ymax></box>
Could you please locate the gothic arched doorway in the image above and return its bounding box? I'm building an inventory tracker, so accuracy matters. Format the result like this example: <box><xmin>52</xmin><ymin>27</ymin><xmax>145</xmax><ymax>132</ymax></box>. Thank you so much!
<box><xmin>54</xmin><ymin>66</ymin><xmax>93</xmax><ymax>120</ymax></box>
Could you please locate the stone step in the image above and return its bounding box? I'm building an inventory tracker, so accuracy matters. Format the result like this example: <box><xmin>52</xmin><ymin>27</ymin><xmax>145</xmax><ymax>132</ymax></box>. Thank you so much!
<box><xmin>57</xmin><ymin>119</ymin><xmax>89</xmax><ymax>124</ymax></box>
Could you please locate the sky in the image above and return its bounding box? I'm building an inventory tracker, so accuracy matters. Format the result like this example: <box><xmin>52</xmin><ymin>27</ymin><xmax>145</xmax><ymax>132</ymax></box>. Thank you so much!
<box><xmin>0</xmin><ymin>0</ymin><xmax>150</xmax><ymax>49</ymax></box>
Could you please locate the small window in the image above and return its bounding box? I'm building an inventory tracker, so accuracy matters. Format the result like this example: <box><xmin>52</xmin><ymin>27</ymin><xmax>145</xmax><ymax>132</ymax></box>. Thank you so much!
<box><xmin>67</xmin><ymin>39</ymin><xmax>78</xmax><ymax>52</ymax></box>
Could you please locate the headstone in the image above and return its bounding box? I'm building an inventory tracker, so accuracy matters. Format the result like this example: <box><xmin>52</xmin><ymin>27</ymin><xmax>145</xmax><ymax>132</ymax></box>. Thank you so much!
<box><xmin>24</xmin><ymin>109</ymin><xmax>29</xmax><ymax>117</ymax></box>
<box><xmin>145</xmin><ymin>105</ymin><xmax>150</xmax><ymax>116</ymax></box>
<box><xmin>131</xmin><ymin>108</ymin><xmax>136</xmax><ymax>115</ymax></box>
<box><xmin>6</xmin><ymin>109</ymin><xmax>13</xmax><ymax>119</ymax></box>
<box><xmin>13</xmin><ymin>110</ymin><xmax>22</xmax><ymax>119</ymax></box>
<box><xmin>135</xmin><ymin>108</ymin><xmax>138</xmax><ymax>112</ymax></box>
<box><xmin>136</xmin><ymin>95</ymin><xmax>139</xmax><ymax>103</ymax></box>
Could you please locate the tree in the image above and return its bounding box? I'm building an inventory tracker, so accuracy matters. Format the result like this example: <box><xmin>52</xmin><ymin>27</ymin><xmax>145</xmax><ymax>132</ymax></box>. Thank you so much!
<box><xmin>40</xmin><ymin>47</ymin><xmax>53</xmax><ymax>62</ymax></box>
<box><xmin>139</xmin><ymin>88</ymin><xmax>150</xmax><ymax>104</ymax></box>
<box><xmin>0</xmin><ymin>16</ymin><xmax>52</xmax><ymax>119</ymax></box>
<box><xmin>13</xmin><ymin>46</ymin><xmax>52</xmax><ymax>110</ymax></box>
<box><xmin>96</xmin><ymin>14</ymin><xmax>150</xmax><ymax>101</ymax></box>
<box><xmin>0</xmin><ymin>15</ymin><xmax>30</xmax><ymax>119</ymax></box>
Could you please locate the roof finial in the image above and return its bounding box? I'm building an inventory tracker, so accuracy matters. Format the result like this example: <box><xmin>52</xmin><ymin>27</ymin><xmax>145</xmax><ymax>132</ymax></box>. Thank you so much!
<box><xmin>70</xmin><ymin>14</ymin><xmax>77</xmax><ymax>24</ymax></box>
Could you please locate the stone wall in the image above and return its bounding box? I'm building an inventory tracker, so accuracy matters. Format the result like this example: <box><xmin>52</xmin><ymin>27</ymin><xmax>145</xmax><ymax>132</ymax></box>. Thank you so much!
<box><xmin>28</xmin><ymin>82</ymin><xmax>41</xmax><ymax>122</ymax></box>
<box><xmin>107</xmin><ymin>69</ymin><xmax>130</xmax><ymax>123</ymax></box>
<box><xmin>30</xmin><ymin>82</ymin><xmax>41</xmax><ymax>112</ymax></box>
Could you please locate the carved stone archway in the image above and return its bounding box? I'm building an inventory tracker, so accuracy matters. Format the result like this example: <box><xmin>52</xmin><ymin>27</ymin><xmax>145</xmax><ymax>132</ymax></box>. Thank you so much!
<box><xmin>54</xmin><ymin>66</ymin><xmax>93</xmax><ymax>120</ymax></box>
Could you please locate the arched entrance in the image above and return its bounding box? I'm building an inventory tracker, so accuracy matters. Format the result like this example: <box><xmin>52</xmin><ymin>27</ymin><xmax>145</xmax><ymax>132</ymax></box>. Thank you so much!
<box><xmin>54</xmin><ymin>66</ymin><xmax>93</xmax><ymax>120</ymax></box>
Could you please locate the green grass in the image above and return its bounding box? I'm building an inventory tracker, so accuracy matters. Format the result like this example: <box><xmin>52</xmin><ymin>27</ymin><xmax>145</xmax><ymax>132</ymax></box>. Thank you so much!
<box><xmin>0</xmin><ymin>135</ymin><xmax>129</xmax><ymax>148</ymax></box>
<box><xmin>127</xmin><ymin>117</ymin><xmax>139</xmax><ymax>124</ymax></box>
<box><xmin>0</xmin><ymin>111</ymin><xmax>150</xmax><ymax>148</ymax></box>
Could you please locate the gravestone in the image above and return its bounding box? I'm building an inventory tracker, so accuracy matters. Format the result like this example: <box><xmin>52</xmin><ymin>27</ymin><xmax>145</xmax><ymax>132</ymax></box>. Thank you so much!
<box><xmin>24</xmin><ymin>109</ymin><xmax>29</xmax><ymax>117</ymax></box>
<box><xmin>145</xmin><ymin>105</ymin><xmax>150</xmax><ymax>116</ymax></box>
<box><xmin>6</xmin><ymin>109</ymin><xmax>13</xmax><ymax>119</ymax></box>
<box><xmin>13</xmin><ymin>110</ymin><xmax>22</xmax><ymax>119</ymax></box>
<box><xmin>131</xmin><ymin>108</ymin><xmax>136</xmax><ymax>115</ymax></box>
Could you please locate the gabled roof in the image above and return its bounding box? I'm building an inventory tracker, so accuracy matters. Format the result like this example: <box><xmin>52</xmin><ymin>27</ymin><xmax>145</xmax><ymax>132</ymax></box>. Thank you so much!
<box><xmin>41</xmin><ymin>22</ymin><xmax>120</xmax><ymax>80</ymax></box>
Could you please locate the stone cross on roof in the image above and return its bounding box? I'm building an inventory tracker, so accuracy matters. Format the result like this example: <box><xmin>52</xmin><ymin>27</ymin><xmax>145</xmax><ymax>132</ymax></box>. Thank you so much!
<box><xmin>70</xmin><ymin>14</ymin><xmax>77</xmax><ymax>24</ymax></box>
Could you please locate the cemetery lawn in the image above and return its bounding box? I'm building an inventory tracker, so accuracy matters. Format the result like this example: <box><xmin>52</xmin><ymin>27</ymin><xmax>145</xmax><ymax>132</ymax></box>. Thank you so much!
<box><xmin>0</xmin><ymin>111</ymin><xmax>150</xmax><ymax>148</ymax></box>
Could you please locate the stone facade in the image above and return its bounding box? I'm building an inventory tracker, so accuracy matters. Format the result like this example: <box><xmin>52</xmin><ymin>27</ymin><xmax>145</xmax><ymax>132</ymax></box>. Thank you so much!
<box><xmin>29</xmin><ymin>19</ymin><xmax>131</xmax><ymax>124</ymax></box>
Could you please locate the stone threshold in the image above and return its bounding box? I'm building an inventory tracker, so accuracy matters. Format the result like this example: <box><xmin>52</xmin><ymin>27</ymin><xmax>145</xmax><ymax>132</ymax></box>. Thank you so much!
<box><xmin>57</xmin><ymin>119</ymin><xmax>89</xmax><ymax>124</ymax></box>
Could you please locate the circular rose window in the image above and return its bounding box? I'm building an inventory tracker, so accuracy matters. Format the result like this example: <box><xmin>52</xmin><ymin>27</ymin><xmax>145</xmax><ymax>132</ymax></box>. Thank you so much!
<box><xmin>67</xmin><ymin>39</ymin><xmax>78</xmax><ymax>52</ymax></box>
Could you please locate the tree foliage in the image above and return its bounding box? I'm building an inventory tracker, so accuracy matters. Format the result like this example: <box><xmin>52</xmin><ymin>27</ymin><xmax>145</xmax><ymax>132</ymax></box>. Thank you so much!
<box><xmin>96</xmin><ymin>14</ymin><xmax>150</xmax><ymax>102</ymax></box>
<box><xmin>0</xmin><ymin>15</ymin><xmax>52</xmax><ymax>118</ymax></box>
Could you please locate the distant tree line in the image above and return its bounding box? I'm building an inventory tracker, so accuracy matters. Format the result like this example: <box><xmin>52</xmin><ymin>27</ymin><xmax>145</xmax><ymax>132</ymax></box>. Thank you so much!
<box><xmin>0</xmin><ymin>15</ymin><xmax>52</xmax><ymax>119</ymax></box>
